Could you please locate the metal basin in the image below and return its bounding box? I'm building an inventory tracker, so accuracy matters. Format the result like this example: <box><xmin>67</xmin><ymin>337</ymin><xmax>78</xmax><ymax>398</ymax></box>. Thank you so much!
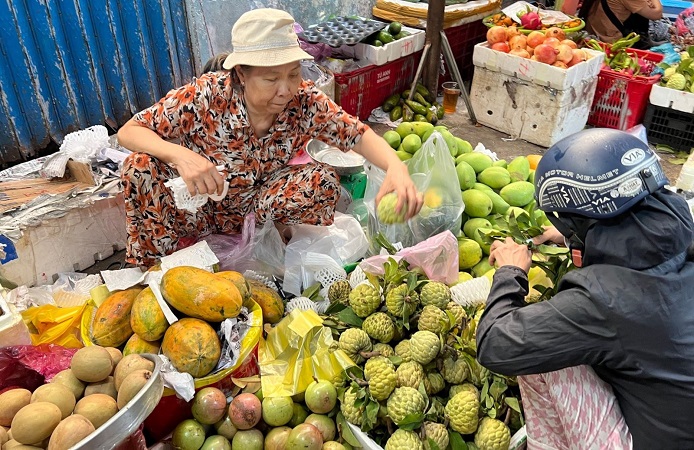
<box><xmin>305</xmin><ymin>139</ymin><xmax>366</xmax><ymax>176</ymax></box>
<box><xmin>71</xmin><ymin>353</ymin><xmax>164</xmax><ymax>449</ymax></box>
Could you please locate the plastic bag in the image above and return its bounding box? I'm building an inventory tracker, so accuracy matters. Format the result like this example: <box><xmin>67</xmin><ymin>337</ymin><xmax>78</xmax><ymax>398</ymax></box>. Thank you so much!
<box><xmin>0</xmin><ymin>344</ymin><xmax>77</xmax><ymax>392</ymax></box>
<box><xmin>204</xmin><ymin>214</ymin><xmax>286</xmax><ymax>278</ymax></box>
<box><xmin>259</xmin><ymin>309</ymin><xmax>354</xmax><ymax>397</ymax></box>
<box><xmin>407</xmin><ymin>132</ymin><xmax>465</xmax><ymax>243</ymax></box>
<box><xmin>283</xmin><ymin>212</ymin><xmax>369</xmax><ymax>296</ymax></box>
<box><xmin>675</xmin><ymin>7</ymin><xmax>694</xmax><ymax>36</ymax></box>
<box><xmin>359</xmin><ymin>230</ymin><xmax>460</xmax><ymax>285</ymax></box>
<box><xmin>22</xmin><ymin>303</ymin><xmax>88</xmax><ymax>348</ymax></box>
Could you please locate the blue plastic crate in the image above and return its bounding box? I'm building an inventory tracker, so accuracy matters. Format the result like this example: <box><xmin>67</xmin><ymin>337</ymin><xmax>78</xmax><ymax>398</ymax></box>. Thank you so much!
<box><xmin>662</xmin><ymin>0</ymin><xmax>690</xmax><ymax>19</ymax></box>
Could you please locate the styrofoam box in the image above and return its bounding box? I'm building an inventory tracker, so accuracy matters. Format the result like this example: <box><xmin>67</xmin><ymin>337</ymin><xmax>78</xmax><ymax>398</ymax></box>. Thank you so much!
<box><xmin>354</xmin><ymin>26</ymin><xmax>425</xmax><ymax>66</ymax></box>
<box><xmin>649</xmin><ymin>84</ymin><xmax>694</xmax><ymax>114</ymax></box>
<box><xmin>472</xmin><ymin>42</ymin><xmax>605</xmax><ymax>90</ymax></box>
<box><xmin>0</xmin><ymin>195</ymin><xmax>126</xmax><ymax>287</ymax></box>
<box><xmin>470</xmin><ymin>65</ymin><xmax>601</xmax><ymax>147</ymax></box>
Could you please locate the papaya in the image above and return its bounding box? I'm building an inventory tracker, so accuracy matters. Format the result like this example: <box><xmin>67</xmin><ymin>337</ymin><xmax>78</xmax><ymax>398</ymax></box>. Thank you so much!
<box><xmin>130</xmin><ymin>287</ymin><xmax>169</xmax><ymax>341</ymax></box>
<box><xmin>123</xmin><ymin>334</ymin><xmax>161</xmax><ymax>356</ymax></box>
<box><xmin>160</xmin><ymin>266</ymin><xmax>242</xmax><ymax>322</ymax></box>
<box><xmin>216</xmin><ymin>271</ymin><xmax>252</xmax><ymax>307</ymax></box>
<box><xmin>161</xmin><ymin>318</ymin><xmax>221</xmax><ymax>378</ymax></box>
<box><xmin>91</xmin><ymin>288</ymin><xmax>142</xmax><ymax>348</ymax></box>
<box><xmin>247</xmin><ymin>280</ymin><xmax>285</xmax><ymax>324</ymax></box>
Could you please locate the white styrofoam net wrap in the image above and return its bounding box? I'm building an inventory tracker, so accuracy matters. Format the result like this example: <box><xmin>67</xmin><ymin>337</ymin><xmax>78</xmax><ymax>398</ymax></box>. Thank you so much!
<box><xmin>451</xmin><ymin>276</ymin><xmax>492</xmax><ymax>308</ymax></box>
<box><xmin>348</xmin><ymin>265</ymin><xmax>367</xmax><ymax>288</ymax></box>
<box><xmin>285</xmin><ymin>296</ymin><xmax>330</xmax><ymax>315</ymax></box>
<box><xmin>243</xmin><ymin>270</ymin><xmax>277</xmax><ymax>290</ymax></box>
<box><xmin>41</xmin><ymin>125</ymin><xmax>110</xmax><ymax>178</ymax></box>
<box><xmin>164</xmin><ymin>165</ymin><xmax>229</xmax><ymax>213</ymax></box>
<box><xmin>315</xmin><ymin>266</ymin><xmax>347</xmax><ymax>299</ymax></box>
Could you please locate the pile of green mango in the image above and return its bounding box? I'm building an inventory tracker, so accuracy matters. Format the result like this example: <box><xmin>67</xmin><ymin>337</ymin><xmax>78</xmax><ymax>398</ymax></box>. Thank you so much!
<box><xmin>382</xmin><ymin>83</ymin><xmax>445</xmax><ymax>124</ymax></box>
<box><xmin>363</xmin><ymin>21</ymin><xmax>408</xmax><ymax>47</ymax></box>
<box><xmin>382</xmin><ymin>122</ymin><xmax>472</xmax><ymax>162</ymax></box>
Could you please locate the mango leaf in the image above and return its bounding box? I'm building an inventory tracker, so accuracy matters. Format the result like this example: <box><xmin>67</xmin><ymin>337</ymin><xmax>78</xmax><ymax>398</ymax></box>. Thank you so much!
<box><xmin>505</xmin><ymin>396</ymin><xmax>521</xmax><ymax>413</ymax></box>
<box><xmin>449</xmin><ymin>432</ymin><xmax>469</xmax><ymax>450</ymax></box>
<box><xmin>336</xmin><ymin>412</ymin><xmax>361</xmax><ymax>447</ymax></box>
<box><xmin>336</xmin><ymin>307</ymin><xmax>363</xmax><ymax>328</ymax></box>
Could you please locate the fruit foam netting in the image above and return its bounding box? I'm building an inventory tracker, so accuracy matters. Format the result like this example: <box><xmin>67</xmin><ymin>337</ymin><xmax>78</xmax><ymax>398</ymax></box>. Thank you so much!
<box><xmin>315</xmin><ymin>266</ymin><xmax>347</xmax><ymax>299</ymax></box>
<box><xmin>450</xmin><ymin>277</ymin><xmax>492</xmax><ymax>308</ymax></box>
<box><xmin>285</xmin><ymin>296</ymin><xmax>330</xmax><ymax>315</ymax></box>
<box><xmin>243</xmin><ymin>270</ymin><xmax>277</xmax><ymax>290</ymax></box>
<box><xmin>348</xmin><ymin>265</ymin><xmax>367</xmax><ymax>288</ymax></box>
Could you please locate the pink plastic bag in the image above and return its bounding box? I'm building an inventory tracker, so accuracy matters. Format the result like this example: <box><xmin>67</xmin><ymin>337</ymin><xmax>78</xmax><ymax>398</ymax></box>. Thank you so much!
<box><xmin>359</xmin><ymin>230</ymin><xmax>459</xmax><ymax>285</ymax></box>
<box><xmin>0</xmin><ymin>344</ymin><xmax>77</xmax><ymax>392</ymax></box>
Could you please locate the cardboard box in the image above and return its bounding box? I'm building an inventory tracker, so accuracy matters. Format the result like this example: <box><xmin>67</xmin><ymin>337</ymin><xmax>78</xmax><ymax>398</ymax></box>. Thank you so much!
<box><xmin>0</xmin><ymin>195</ymin><xmax>126</xmax><ymax>287</ymax></box>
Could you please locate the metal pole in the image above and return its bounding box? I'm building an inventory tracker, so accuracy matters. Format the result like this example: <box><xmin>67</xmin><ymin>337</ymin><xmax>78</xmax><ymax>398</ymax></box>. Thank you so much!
<box><xmin>423</xmin><ymin>0</ymin><xmax>445</xmax><ymax>97</ymax></box>
<box><xmin>440</xmin><ymin>30</ymin><xmax>477</xmax><ymax>124</ymax></box>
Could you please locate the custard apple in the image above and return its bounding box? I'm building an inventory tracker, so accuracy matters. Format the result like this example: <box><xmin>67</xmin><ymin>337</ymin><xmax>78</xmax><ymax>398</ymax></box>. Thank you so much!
<box><xmin>396</xmin><ymin>361</ymin><xmax>425</xmax><ymax>389</ymax></box>
<box><xmin>338</xmin><ymin>328</ymin><xmax>373</xmax><ymax>364</ymax></box>
<box><xmin>419</xmin><ymin>281</ymin><xmax>451</xmax><ymax>308</ymax></box>
<box><xmin>385</xmin><ymin>283</ymin><xmax>419</xmax><ymax>317</ymax></box>
<box><xmin>387</xmin><ymin>386</ymin><xmax>426</xmax><ymax>425</ymax></box>
<box><xmin>426</xmin><ymin>372</ymin><xmax>446</xmax><ymax>395</ymax></box>
<box><xmin>663</xmin><ymin>66</ymin><xmax>677</xmax><ymax>81</ymax></box>
<box><xmin>328</xmin><ymin>280</ymin><xmax>351</xmax><ymax>304</ymax></box>
<box><xmin>394</xmin><ymin>339</ymin><xmax>413</xmax><ymax>362</ymax></box>
<box><xmin>385</xmin><ymin>429</ymin><xmax>423</xmax><ymax>450</ymax></box>
<box><xmin>341</xmin><ymin>387</ymin><xmax>364</xmax><ymax>426</ymax></box>
<box><xmin>364</xmin><ymin>356</ymin><xmax>397</xmax><ymax>401</ymax></box>
<box><xmin>666</xmin><ymin>73</ymin><xmax>686</xmax><ymax>90</ymax></box>
<box><xmin>422</xmin><ymin>422</ymin><xmax>449</xmax><ymax>450</ymax></box>
<box><xmin>349</xmin><ymin>282</ymin><xmax>382</xmax><ymax>318</ymax></box>
<box><xmin>377</xmin><ymin>192</ymin><xmax>408</xmax><ymax>224</ymax></box>
<box><xmin>409</xmin><ymin>331</ymin><xmax>441</xmax><ymax>365</ymax></box>
<box><xmin>446</xmin><ymin>301</ymin><xmax>466</xmax><ymax>327</ymax></box>
<box><xmin>418</xmin><ymin>305</ymin><xmax>449</xmax><ymax>334</ymax></box>
<box><xmin>475</xmin><ymin>417</ymin><xmax>511</xmax><ymax>450</ymax></box>
<box><xmin>373</xmin><ymin>343</ymin><xmax>395</xmax><ymax>358</ymax></box>
<box><xmin>442</xmin><ymin>357</ymin><xmax>470</xmax><ymax>385</ymax></box>
<box><xmin>362</xmin><ymin>312</ymin><xmax>395</xmax><ymax>343</ymax></box>
<box><xmin>445</xmin><ymin>390</ymin><xmax>480</xmax><ymax>434</ymax></box>
<box><xmin>449</xmin><ymin>383</ymin><xmax>479</xmax><ymax>399</ymax></box>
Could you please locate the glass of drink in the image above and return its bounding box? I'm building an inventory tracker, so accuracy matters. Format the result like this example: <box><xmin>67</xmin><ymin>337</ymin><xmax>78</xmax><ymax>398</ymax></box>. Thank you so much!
<box><xmin>442</xmin><ymin>81</ymin><xmax>461</xmax><ymax>114</ymax></box>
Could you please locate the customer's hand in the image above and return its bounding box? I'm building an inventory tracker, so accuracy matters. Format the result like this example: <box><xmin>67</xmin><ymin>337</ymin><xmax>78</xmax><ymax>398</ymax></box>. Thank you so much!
<box><xmin>489</xmin><ymin>237</ymin><xmax>532</xmax><ymax>273</ymax></box>
<box><xmin>376</xmin><ymin>162</ymin><xmax>423</xmax><ymax>219</ymax></box>
<box><xmin>170</xmin><ymin>149</ymin><xmax>225</xmax><ymax>196</ymax></box>
<box><xmin>532</xmin><ymin>226</ymin><xmax>565</xmax><ymax>246</ymax></box>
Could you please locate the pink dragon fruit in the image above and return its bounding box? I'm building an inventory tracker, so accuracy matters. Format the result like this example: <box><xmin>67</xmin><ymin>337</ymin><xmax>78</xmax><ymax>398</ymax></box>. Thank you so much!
<box><xmin>519</xmin><ymin>8</ymin><xmax>542</xmax><ymax>30</ymax></box>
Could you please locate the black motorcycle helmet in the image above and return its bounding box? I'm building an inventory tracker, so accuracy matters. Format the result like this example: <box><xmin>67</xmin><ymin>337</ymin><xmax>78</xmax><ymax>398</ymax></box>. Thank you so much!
<box><xmin>534</xmin><ymin>128</ymin><xmax>668</xmax><ymax>266</ymax></box>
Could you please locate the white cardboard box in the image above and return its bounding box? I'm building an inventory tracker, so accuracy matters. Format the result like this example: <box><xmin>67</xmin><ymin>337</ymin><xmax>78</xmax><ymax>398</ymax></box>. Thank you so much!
<box><xmin>472</xmin><ymin>42</ymin><xmax>604</xmax><ymax>91</ymax></box>
<box><xmin>0</xmin><ymin>195</ymin><xmax>126</xmax><ymax>287</ymax></box>
<box><xmin>649</xmin><ymin>84</ymin><xmax>694</xmax><ymax>114</ymax></box>
<box><xmin>353</xmin><ymin>26</ymin><xmax>425</xmax><ymax>66</ymax></box>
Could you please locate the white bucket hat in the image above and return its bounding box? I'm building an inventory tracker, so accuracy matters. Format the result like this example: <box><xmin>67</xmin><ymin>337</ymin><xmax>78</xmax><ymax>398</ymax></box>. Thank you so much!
<box><xmin>222</xmin><ymin>9</ymin><xmax>313</xmax><ymax>70</ymax></box>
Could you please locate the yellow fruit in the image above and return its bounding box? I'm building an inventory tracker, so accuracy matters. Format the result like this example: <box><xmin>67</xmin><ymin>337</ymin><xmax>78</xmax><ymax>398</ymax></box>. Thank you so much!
<box><xmin>458</xmin><ymin>238</ymin><xmax>483</xmax><ymax>270</ymax></box>
<box><xmin>377</xmin><ymin>192</ymin><xmax>407</xmax><ymax>224</ymax></box>
<box><xmin>423</xmin><ymin>188</ymin><xmax>444</xmax><ymax>209</ymax></box>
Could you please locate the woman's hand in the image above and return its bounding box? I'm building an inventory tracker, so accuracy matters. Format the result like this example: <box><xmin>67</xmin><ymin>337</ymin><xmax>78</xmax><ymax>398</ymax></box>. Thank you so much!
<box><xmin>531</xmin><ymin>226</ymin><xmax>565</xmax><ymax>246</ymax></box>
<box><xmin>489</xmin><ymin>237</ymin><xmax>532</xmax><ymax>273</ymax></box>
<box><xmin>170</xmin><ymin>150</ymin><xmax>225</xmax><ymax>196</ymax></box>
<box><xmin>376</xmin><ymin>162</ymin><xmax>423</xmax><ymax>219</ymax></box>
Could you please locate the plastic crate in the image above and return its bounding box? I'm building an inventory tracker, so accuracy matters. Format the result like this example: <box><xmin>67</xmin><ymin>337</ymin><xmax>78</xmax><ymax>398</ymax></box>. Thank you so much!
<box><xmin>333</xmin><ymin>51</ymin><xmax>420</xmax><ymax>120</ymax></box>
<box><xmin>643</xmin><ymin>104</ymin><xmax>694</xmax><ymax>151</ymax></box>
<box><xmin>441</xmin><ymin>20</ymin><xmax>489</xmax><ymax>83</ymax></box>
<box><xmin>586</xmin><ymin>47</ymin><xmax>663</xmax><ymax>130</ymax></box>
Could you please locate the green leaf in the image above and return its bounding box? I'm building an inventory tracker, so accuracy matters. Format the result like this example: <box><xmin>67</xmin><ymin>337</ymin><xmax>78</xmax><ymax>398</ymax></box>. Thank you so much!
<box><xmin>324</xmin><ymin>301</ymin><xmax>347</xmax><ymax>315</ymax></box>
<box><xmin>335</xmin><ymin>412</ymin><xmax>361</xmax><ymax>447</ymax></box>
<box><xmin>426</xmin><ymin>438</ymin><xmax>442</xmax><ymax>450</ymax></box>
<box><xmin>466</xmin><ymin>443</ymin><xmax>480</xmax><ymax>450</ymax></box>
<box><xmin>336</xmin><ymin>307</ymin><xmax>363</xmax><ymax>328</ymax></box>
<box><xmin>505</xmin><ymin>396</ymin><xmax>521</xmax><ymax>413</ymax></box>
<box><xmin>449</xmin><ymin>432</ymin><xmax>468</xmax><ymax>450</ymax></box>
<box><xmin>396</xmin><ymin>412</ymin><xmax>425</xmax><ymax>430</ymax></box>
<box><xmin>537</xmin><ymin>244</ymin><xmax>569</xmax><ymax>255</ymax></box>
<box><xmin>487</xmin><ymin>406</ymin><xmax>497</xmax><ymax>418</ymax></box>
<box><xmin>490</xmin><ymin>379</ymin><xmax>508</xmax><ymax>399</ymax></box>
<box><xmin>363</xmin><ymin>399</ymin><xmax>380</xmax><ymax>432</ymax></box>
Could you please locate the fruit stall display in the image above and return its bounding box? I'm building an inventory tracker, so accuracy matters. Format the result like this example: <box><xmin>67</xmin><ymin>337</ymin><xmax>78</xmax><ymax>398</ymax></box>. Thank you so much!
<box><xmin>483</xmin><ymin>11</ymin><xmax>584</xmax><ymax>33</ymax></box>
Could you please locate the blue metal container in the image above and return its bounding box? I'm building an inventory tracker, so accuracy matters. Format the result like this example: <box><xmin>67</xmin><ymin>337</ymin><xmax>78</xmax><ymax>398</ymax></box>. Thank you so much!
<box><xmin>0</xmin><ymin>0</ymin><xmax>194</xmax><ymax>167</ymax></box>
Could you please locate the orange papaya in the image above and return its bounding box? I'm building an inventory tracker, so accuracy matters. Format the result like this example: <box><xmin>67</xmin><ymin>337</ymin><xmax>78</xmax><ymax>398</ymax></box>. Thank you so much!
<box><xmin>161</xmin><ymin>318</ymin><xmax>221</xmax><ymax>378</ymax></box>
<box><xmin>216</xmin><ymin>271</ymin><xmax>252</xmax><ymax>307</ymax></box>
<box><xmin>91</xmin><ymin>287</ymin><xmax>143</xmax><ymax>347</ymax></box>
<box><xmin>160</xmin><ymin>266</ymin><xmax>242</xmax><ymax>322</ymax></box>
<box><xmin>123</xmin><ymin>333</ymin><xmax>161</xmax><ymax>356</ymax></box>
<box><xmin>247</xmin><ymin>280</ymin><xmax>285</xmax><ymax>324</ymax></box>
<box><xmin>130</xmin><ymin>287</ymin><xmax>169</xmax><ymax>341</ymax></box>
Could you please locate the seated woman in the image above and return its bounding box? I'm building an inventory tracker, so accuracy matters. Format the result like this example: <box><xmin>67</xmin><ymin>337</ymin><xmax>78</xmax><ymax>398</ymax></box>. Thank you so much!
<box><xmin>580</xmin><ymin>0</ymin><xmax>663</xmax><ymax>47</ymax></box>
<box><xmin>117</xmin><ymin>8</ymin><xmax>421</xmax><ymax>267</ymax></box>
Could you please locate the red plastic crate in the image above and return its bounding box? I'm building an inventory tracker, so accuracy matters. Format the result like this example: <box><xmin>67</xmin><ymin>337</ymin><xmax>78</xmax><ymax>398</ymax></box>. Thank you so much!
<box><xmin>587</xmin><ymin>47</ymin><xmax>663</xmax><ymax>130</ymax></box>
<box><xmin>441</xmin><ymin>20</ymin><xmax>489</xmax><ymax>83</ymax></box>
<box><xmin>333</xmin><ymin>51</ymin><xmax>421</xmax><ymax>120</ymax></box>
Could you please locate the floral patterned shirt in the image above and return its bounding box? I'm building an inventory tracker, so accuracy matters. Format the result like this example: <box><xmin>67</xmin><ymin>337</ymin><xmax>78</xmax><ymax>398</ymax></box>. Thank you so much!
<box><xmin>132</xmin><ymin>72</ymin><xmax>368</xmax><ymax>194</ymax></box>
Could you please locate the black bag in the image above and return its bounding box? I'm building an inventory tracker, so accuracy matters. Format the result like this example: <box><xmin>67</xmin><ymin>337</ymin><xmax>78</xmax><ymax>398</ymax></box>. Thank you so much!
<box><xmin>600</xmin><ymin>0</ymin><xmax>654</xmax><ymax>49</ymax></box>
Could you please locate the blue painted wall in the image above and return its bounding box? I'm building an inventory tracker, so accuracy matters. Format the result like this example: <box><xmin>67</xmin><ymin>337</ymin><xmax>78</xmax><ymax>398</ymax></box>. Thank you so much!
<box><xmin>0</xmin><ymin>0</ymin><xmax>194</xmax><ymax>167</ymax></box>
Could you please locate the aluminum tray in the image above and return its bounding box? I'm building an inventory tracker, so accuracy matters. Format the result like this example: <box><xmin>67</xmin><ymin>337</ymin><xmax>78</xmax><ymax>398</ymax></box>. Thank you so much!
<box><xmin>306</xmin><ymin>139</ymin><xmax>365</xmax><ymax>176</ymax></box>
<box><xmin>71</xmin><ymin>353</ymin><xmax>164</xmax><ymax>450</ymax></box>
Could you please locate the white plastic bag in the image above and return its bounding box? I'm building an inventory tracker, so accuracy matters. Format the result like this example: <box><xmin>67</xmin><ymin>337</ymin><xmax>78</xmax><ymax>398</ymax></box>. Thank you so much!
<box><xmin>283</xmin><ymin>212</ymin><xmax>368</xmax><ymax>296</ymax></box>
